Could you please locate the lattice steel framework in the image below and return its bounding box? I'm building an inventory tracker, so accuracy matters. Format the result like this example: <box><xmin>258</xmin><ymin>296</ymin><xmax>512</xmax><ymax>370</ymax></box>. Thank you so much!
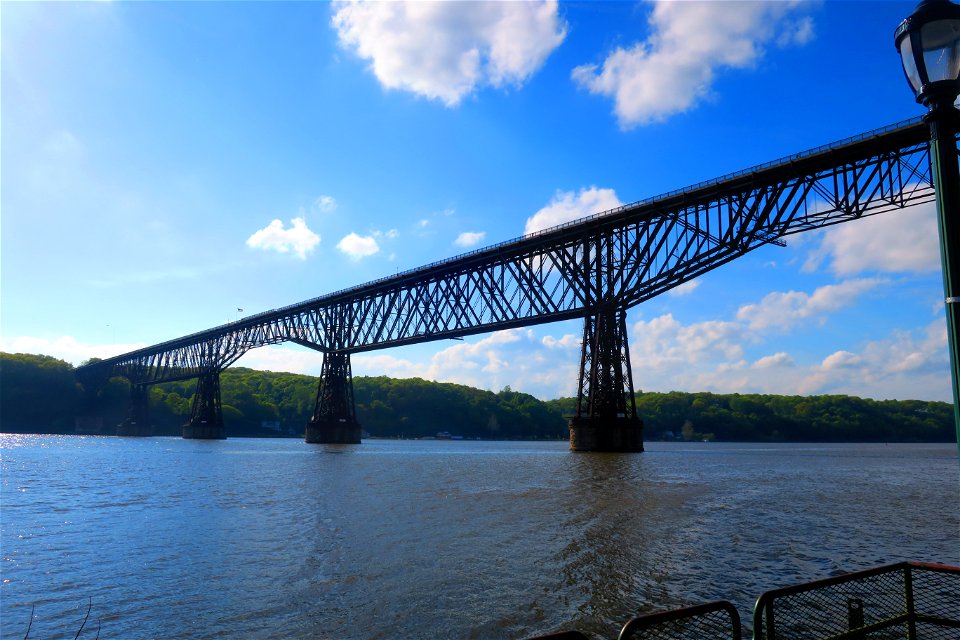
<box><xmin>183</xmin><ymin>370</ymin><xmax>225</xmax><ymax>439</ymax></box>
<box><xmin>575</xmin><ymin>307</ymin><xmax>637</xmax><ymax>421</ymax></box>
<box><xmin>75</xmin><ymin>118</ymin><xmax>943</xmax><ymax>429</ymax></box>
<box><xmin>309</xmin><ymin>351</ymin><xmax>357</xmax><ymax>426</ymax></box>
<box><xmin>117</xmin><ymin>384</ymin><xmax>151</xmax><ymax>437</ymax></box>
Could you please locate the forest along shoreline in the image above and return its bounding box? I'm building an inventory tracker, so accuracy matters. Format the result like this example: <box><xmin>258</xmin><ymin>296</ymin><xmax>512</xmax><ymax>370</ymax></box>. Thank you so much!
<box><xmin>1</xmin><ymin>352</ymin><xmax>954</xmax><ymax>442</ymax></box>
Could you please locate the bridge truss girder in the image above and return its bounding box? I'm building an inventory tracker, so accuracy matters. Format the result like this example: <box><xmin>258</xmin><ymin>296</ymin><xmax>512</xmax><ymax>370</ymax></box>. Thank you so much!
<box><xmin>75</xmin><ymin>119</ymin><xmax>944</xmax><ymax>445</ymax></box>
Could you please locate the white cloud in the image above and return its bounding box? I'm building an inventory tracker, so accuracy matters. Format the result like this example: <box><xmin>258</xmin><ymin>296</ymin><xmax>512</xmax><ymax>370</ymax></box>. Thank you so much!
<box><xmin>0</xmin><ymin>335</ymin><xmax>147</xmax><ymax>366</ymax></box>
<box><xmin>353</xmin><ymin>327</ymin><xmax>580</xmax><ymax>399</ymax></box>
<box><xmin>752</xmin><ymin>352</ymin><xmax>794</xmax><ymax>369</ymax></box>
<box><xmin>797</xmin><ymin>321</ymin><xmax>948</xmax><ymax>398</ymax></box>
<box><xmin>631</xmin><ymin>314</ymin><xmax>746</xmax><ymax>375</ymax></box>
<box><xmin>351</xmin><ymin>352</ymin><xmax>430</xmax><ymax>380</ymax></box>
<box><xmin>870</xmin><ymin>321</ymin><xmax>947</xmax><ymax>375</ymax></box>
<box><xmin>427</xmin><ymin>329</ymin><xmax>523</xmax><ymax>376</ymax></box>
<box><xmin>542</xmin><ymin>333</ymin><xmax>580</xmax><ymax>350</ymax></box>
<box><xmin>628</xmin><ymin>312</ymin><xmax>949</xmax><ymax>401</ymax></box>
<box><xmin>525</xmin><ymin>186</ymin><xmax>622</xmax><ymax>235</ymax></box>
<box><xmin>736</xmin><ymin>278</ymin><xmax>886</xmax><ymax>331</ymax></box>
<box><xmin>668</xmin><ymin>280</ymin><xmax>700</xmax><ymax>297</ymax></box>
<box><xmin>820</xmin><ymin>350</ymin><xmax>861</xmax><ymax>371</ymax></box>
<box><xmin>804</xmin><ymin>203</ymin><xmax>941</xmax><ymax>276</ymax></box>
<box><xmin>331</xmin><ymin>0</ymin><xmax>566</xmax><ymax>106</ymax></box>
<box><xmin>778</xmin><ymin>16</ymin><xmax>814</xmax><ymax>47</ymax></box>
<box><xmin>627</xmin><ymin>278</ymin><xmax>942</xmax><ymax>398</ymax></box>
<box><xmin>313</xmin><ymin>195</ymin><xmax>337</xmax><ymax>213</ymax></box>
<box><xmin>246</xmin><ymin>217</ymin><xmax>321</xmax><ymax>259</ymax></box>
<box><xmin>454</xmin><ymin>231</ymin><xmax>486</xmax><ymax>248</ymax></box>
<box><xmin>337</xmin><ymin>232</ymin><xmax>380</xmax><ymax>260</ymax></box>
<box><xmin>233</xmin><ymin>345</ymin><xmax>325</xmax><ymax>376</ymax></box>
<box><xmin>572</xmin><ymin>0</ymin><xmax>815</xmax><ymax>128</ymax></box>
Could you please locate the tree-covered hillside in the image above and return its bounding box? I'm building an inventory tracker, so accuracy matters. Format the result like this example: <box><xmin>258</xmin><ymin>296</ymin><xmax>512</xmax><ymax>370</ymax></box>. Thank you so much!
<box><xmin>0</xmin><ymin>352</ymin><xmax>955</xmax><ymax>442</ymax></box>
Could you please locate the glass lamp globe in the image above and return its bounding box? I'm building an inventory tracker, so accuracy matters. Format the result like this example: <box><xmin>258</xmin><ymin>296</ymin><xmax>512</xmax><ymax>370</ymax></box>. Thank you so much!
<box><xmin>895</xmin><ymin>0</ymin><xmax>960</xmax><ymax>108</ymax></box>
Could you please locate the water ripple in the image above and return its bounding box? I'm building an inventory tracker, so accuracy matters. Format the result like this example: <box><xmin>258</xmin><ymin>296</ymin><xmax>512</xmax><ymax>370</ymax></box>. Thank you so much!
<box><xmin>1</xmin><ymin>437</ymin><xmax>956</xmax><ymax>639</ymax></box>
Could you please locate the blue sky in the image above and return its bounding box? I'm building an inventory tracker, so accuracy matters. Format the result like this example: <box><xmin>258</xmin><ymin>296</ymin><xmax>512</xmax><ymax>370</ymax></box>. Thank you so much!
<box><xmin>1</xmin><ymin>0</ymin><xmax>951</xmax><ymax>402</ymax></box>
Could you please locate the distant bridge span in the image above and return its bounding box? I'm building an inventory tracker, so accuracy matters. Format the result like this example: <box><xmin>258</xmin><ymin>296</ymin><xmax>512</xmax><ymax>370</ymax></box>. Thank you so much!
<box><xmin>76</xmin><ymin>118</ymin><xmax>942</xmax><ymax>449</ymax></box>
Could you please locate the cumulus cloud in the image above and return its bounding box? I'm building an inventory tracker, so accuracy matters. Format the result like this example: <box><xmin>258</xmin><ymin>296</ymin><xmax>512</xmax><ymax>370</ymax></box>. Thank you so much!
<box><xmin>525</xmin><ymin>186</ymin><xmax>622</xmax><ymax>235</ymax></box>
<box><xmin>337</xmin><ymin>232</ymin><xmax>380</xmax><ymax>260</ymax></box>
<box><xmin>629</xmin><ymin>312</ymin><xmax>949</xmax><ymax>401</ymax></box>
<box><xmin>627</xmin><ymin>279</ymin><xmax>938</xmax><ymax>397</ymax></box>
<box><xmin>542</xmin><ymin>333</ymin><xmax>580</xmax><ymax>350</ymax></box>
<box><xmin>572</xmin><ymin>0</ymin><xmax>815</xmax><ymax>127</ymax></box>
<box><xmin>352</xmin><ymin>327</ymin><xmax>580</xmax><ymax>399</ymax></box>
<box><xmin>668</xmin><ymin>280</ymin><xmax>700</xmax><ymax>297</ymax></box>
<box><xmin>821</xmin><ymin>350</ymin><xmax>861</xmax><ymax>370</ymax></box>
<box><xmin>313</xmin><ymin>195</ymin><xmax>337</xmax><ymax>213</ymax></box>
<box><xmin>752</xmin><ymin>352</ymin><xmax>794</xmax><ymax>369</ymax></box>
<box><xmin>804</xmin><ymin>203</ymin><xmax>941</xmax><ymax>275</ymax></box>
<box><xmin>233</xmin><ymin>345</ymin><xmax>326</xmax><ymax>375</ymax></box>
<box><xmin>736</xmin><ymin>278</ymin><xmax>886</xmax><ymax>332</ymax></box>
<box><xmin>797</xmin><ymin>321</ymin><xmax>948</xmax><ymax>398</ymax></box>
<box><xmin>246</xmin><ymin>217</ymin><xmax>321</xmax><ymax>259</ymax></box>
<box><xmin>331</xmin><ymin>0</ymin><xmax>566</xmax><ymax>106</ymax></box>
<box><xmin>0</xmin><ymin>335</ymin><xmax>147</xmax><ymax>366</ymax></box>
<box><xmin>454</xmin><ymin>231</ymin><xmax>486</xmax><ymax>248</ymax></box>
<box><xmin>631</xmin><ymin>313</ymin><xmax>746</xmax><ymax>374</ymax></box>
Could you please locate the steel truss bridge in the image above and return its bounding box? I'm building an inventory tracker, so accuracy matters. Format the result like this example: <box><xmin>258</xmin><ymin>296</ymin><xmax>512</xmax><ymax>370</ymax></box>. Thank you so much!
<box><xmin>76</xmin><ymin>117</ymin><xmax>944</xmax><ymax>449</ymax></box>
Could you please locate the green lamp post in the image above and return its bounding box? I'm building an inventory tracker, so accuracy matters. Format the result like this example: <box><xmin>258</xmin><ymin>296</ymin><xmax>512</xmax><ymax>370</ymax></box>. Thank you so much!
<box><xmin>895</xmin><ymin>0</ymin><xmax>960</xmax><ymax>451</ymax></box>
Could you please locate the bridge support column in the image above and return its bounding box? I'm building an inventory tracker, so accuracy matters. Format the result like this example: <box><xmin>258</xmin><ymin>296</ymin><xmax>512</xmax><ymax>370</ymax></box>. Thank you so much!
<box><xmin>183</xmin><ymin>370</ymin><xmax>226</xmax><ymax>440</ymax></box>
<box><xmin>118</xmin><ymin>383</ymin><xmax>153</xmax><ymax>437</ymax></box>
<box><xmin>305</xmin><ymin>351</ymin><xmax>361</xmax><ymax>444</ymax></box>
<box><xmin>569</xmin><ymin>308</ymin><xmax>644</xmax><ymax>452</ymax></box>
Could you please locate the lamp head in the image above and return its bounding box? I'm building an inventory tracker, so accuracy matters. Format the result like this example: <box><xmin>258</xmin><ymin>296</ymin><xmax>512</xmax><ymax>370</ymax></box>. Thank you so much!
<box><xmin>895</xmin><ymin>0</ymin><xmax>960</xmax><ymax>110</ymax></box>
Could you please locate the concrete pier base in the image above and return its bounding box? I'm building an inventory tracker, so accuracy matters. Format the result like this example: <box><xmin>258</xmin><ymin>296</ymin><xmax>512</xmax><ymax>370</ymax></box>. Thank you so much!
<box><xmin>569</xmin><ymin>416</ymin><xmax>644</xmax><ymax>452</ymax></box>
<box><xmin>183</xmin><ymin>421</ymin><xmax>226</xmax><ymax>440</ymax></box>
<box><xmin>305</xmin><ymin>419</ymin><xmax>362</xmax><ymax>444</ymax></box>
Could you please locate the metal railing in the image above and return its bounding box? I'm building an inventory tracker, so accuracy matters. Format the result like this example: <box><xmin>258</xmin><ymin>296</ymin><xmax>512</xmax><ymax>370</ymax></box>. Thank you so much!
<box><xmin>618</xmin><ymin>600</ymin><xmax>742</xmax><ymax>640</ymax></box>
<box><xmin>753</xmin><ymin>562</ymin><xmax>960</xmax><ymax>640</ymax></box>
<box><xmin>525</xmin><ymin>562</ymin><xmax>958</xmax><ymax>640</ymax></box>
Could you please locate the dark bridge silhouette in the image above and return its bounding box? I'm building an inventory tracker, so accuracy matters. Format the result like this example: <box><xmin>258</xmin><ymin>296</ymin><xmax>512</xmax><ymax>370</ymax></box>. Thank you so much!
<box><xmin>76</xmin><ymin>118</ymin><xmax>938</xmax><ymax>450</ymax></box>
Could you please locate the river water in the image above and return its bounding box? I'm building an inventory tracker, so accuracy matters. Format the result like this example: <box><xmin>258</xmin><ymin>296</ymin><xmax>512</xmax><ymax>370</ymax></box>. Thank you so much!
<box><xmin>1</xmin><ymin>436</ymin><xmax>957</xmax><ymax>639</ymax></box>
